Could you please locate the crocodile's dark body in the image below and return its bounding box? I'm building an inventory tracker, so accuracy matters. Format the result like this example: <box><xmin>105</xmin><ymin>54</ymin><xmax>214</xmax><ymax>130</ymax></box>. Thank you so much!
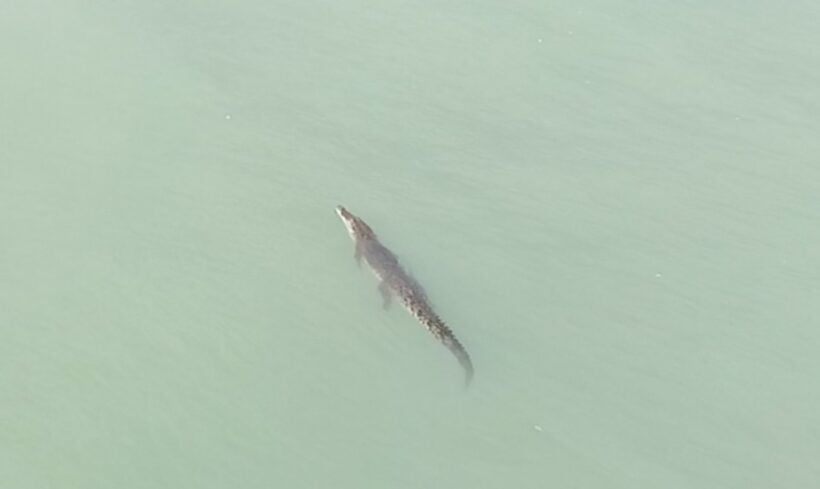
<box><xmin>336</xmin><ymin>206</ymin><xmax>474</xmax><ymax>386</ymax></box>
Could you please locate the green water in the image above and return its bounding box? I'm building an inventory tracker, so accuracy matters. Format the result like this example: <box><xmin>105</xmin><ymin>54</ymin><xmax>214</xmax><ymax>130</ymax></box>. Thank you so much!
<box><xmin>2</xmin><ymin>1</ymin><xmax>819</xmax><ymax>487</ymax></box>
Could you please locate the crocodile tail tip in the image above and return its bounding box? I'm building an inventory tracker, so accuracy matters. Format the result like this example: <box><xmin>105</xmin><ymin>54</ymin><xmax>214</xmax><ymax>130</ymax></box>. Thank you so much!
<box><xmin>463</xmin><ymin>364</ymin><xmax>474</xmax><ymax>388</ymax></box>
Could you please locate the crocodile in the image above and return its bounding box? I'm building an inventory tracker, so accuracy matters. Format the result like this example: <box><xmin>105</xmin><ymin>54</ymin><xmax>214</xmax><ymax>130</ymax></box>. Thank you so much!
<box><xmin>335</xmin><ymin>205</ymin><xmax>474</xmax><ymax>386</ymax></box>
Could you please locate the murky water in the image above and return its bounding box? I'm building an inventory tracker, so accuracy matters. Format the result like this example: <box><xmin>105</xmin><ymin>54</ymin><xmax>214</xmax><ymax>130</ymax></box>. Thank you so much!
<box><xmin>2</xmin><ymin>1</ymin><xmax>819</xmax><ymax>487</ymax></box>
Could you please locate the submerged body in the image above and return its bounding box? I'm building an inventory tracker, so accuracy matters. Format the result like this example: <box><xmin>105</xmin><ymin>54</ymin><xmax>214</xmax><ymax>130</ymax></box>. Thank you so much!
<box><xmin>335</xmin><ymin>205</ymin><xmax>474</xmax><ymax>386</ymax></box>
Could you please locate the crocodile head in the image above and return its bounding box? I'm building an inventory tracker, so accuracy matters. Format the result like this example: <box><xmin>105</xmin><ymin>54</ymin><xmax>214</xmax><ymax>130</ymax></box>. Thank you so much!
<box><xmin>336</xmin><ymin>205</ymin><xmax>376</xmax><ymax>241</ymax></box>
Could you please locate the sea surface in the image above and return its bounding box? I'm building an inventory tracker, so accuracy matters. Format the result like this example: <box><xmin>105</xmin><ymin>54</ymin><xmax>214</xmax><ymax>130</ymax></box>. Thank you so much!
<box><xmin>2</xmin><ymin>1</ymin><xmax>819</xmax><ymax>488</ymax></box>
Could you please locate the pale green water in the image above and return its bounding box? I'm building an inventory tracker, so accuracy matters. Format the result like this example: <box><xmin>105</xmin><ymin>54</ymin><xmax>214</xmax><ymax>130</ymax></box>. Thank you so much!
<box><xmin>2</xmin><ymin>1</ymin><xmax>819</xmax><ymax>488</ymax></box>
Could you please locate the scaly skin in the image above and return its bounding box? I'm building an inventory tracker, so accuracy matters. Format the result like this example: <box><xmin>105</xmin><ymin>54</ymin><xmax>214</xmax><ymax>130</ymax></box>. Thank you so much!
<box><xmin>336</xmin><ymin>206</ymin><xmax>474</xmax><ymax>386</ymax></box>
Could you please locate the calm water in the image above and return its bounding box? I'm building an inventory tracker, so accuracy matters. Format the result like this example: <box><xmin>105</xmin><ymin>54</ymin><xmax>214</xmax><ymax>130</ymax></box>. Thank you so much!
<box><xmin>2</xmin><ymin>1</ymin><xmax>819</xmax><ymax>488</ymax></box>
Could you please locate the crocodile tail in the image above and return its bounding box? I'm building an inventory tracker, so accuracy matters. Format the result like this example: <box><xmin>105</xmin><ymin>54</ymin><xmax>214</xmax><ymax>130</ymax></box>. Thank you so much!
<box><xmin>427</xmin><ymin>315</ymin><xmax>474</xmax><ymax>387</ymax></box>
<box><xmin>445</xmin><ymin>335</ymin><xmax>474</xmax><ymax>387</ymax></box>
